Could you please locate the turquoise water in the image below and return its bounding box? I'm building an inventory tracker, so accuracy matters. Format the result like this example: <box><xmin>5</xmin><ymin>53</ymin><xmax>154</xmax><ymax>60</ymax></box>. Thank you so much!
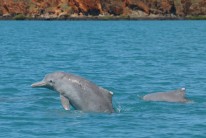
<box><xmin>0</xmin><ymin>21</ymin><xmax>206</xmax><ymax>137</ymax></box>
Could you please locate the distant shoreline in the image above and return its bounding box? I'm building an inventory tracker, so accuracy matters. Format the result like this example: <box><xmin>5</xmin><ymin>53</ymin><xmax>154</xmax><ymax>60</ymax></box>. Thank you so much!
<box><xmin>1</xmin><ymin>0</ymin><xmax>206</xmax><ymax>21</ymax></box>
<box><xmin>0</xmin><ymin>16</ymin><xmax>205</xmax><ymax>21</ymax></box>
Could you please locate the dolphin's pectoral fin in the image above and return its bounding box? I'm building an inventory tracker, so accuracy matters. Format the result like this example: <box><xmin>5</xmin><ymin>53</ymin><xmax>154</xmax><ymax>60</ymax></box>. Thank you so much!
<box><xmin>60</xmin><ymin>94</ymin><xmax>70</xmax><ymax>110</ymax></box>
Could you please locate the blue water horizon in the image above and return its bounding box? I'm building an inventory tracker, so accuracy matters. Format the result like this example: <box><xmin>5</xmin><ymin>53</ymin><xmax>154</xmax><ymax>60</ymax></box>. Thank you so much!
<box><xmin>0</xmin><ymin>20</ymin><xmax>206</xmax><ymax>137</ymax></box>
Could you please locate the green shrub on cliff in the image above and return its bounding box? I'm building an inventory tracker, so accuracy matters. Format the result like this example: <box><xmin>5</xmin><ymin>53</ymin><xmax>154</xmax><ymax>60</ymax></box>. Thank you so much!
<box><xmin>187</xmin><ymin>15</ymin><xmax>206</xmax><ymax>20</ymax></box>
<box><xmin>60</xmin><ymin>4</ymin><xmax>73</xmax><ymax>15</ymax></box>
<box><xmin>13</xmin><ymin>14</ymin><xmax>26</xmax><ymax>20</ymax></box>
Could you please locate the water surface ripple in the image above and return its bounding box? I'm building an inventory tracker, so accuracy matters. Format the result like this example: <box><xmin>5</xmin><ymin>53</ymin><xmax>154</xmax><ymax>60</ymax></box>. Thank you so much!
<box><xmin>0</xmin><ymin>21</ymin><xmax>206</xmax><ymax>137</ymax></box>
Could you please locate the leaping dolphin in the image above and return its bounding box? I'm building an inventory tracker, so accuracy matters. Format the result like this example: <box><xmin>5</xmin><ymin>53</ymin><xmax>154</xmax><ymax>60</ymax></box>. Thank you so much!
<box><xmin>31</xmin><ymin>72</ymin><xmax>114</xmax><ymax>113</ymax></box>
<box><xmin>143</xmin><ymin>88</ymin><xmax>188</xmax><ymax>103</ymax></box>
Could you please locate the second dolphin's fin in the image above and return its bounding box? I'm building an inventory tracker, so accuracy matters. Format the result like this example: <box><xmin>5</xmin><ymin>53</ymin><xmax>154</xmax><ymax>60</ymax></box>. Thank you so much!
<box><xmin>60</xmin><ymin>94</ymin><xmax>70</xmax><ymax>110</ymax></box>
<box><xmin>176</xmin><ymin>88</ymin><xmax>186</xmax><ymax>97</ymax></box>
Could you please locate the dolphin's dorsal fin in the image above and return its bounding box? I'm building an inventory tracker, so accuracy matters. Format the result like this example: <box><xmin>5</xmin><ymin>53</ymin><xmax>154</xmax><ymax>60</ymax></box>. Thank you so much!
<box><xmin>99</xmin><ymin>87</ymin><xmax>113</xmax><ymax>101</ymax></box>
<box><xmin>176</xmin><ymin>88</ymin><xmax>186</xmax><ymax>97</ymax></box>
<box><xmin>60</xmin><ymin>94</ymin><xmax>70</xmax><ymax>110</ymax></box>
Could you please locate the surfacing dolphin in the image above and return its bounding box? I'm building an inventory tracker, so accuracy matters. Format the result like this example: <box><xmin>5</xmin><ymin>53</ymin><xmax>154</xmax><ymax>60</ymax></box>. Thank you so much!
<box><xmin>31</xmin><ymin>72</ymin><xmax>114</xmax><ymax>113</ymax></box>
<box><xmin>143</xmin><ymin>88</ymin><xmax>188</xmax><ymax>103</ymax></box>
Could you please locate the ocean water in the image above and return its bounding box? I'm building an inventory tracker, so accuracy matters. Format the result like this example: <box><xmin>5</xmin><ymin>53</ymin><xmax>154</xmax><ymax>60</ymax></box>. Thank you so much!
<box><xmin>0</xmin><ymin>20</ymin><xmax>206</xmax><ymax>137</ymax></box>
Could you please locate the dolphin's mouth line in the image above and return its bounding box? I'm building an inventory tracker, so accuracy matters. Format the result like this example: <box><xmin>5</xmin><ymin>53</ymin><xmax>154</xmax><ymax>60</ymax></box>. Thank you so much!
<box><xmin>31</xmin><ymin>81</ymin><xmax>46</xmax><ymax>87</ymax></box>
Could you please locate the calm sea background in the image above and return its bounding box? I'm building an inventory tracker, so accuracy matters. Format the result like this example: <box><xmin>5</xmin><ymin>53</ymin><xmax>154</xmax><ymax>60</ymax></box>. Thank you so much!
<box><xmin>0</xmin><ymin>21</ymin><xmax>206</xmax><ymax>137</ymax></box>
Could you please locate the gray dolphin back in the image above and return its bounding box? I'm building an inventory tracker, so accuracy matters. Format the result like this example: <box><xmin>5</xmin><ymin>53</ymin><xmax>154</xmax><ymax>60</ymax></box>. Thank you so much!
<box><xmin>60</xmin><ymin>73</ymin><xmax>114</xmax><ymax>113</ymax></box>
<box><xmin>143</xmin><ymin>88</ymin><xmax>188</xmax><ymax>103</ymax></box>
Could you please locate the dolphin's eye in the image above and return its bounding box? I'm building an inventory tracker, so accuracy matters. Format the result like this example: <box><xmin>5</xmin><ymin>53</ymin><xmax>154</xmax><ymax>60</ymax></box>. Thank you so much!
<box><xmin>49</xmin><ymin>80</ymin><xmax>53</xmax><ymax>83</ymax></box>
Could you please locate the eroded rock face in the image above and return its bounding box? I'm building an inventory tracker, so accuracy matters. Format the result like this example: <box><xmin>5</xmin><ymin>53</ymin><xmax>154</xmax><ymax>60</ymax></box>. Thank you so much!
<box><xmin>174</xmin><ymin>0</ymin><xmax>192</xmax><ymax>16</ymax></box>
<box><xmin>0</xmin><ymin>0</ymin><xmax>29</xmax><ymax>16</ymax></box>
<box><xmin>0</xmin><ymin>0</ymin><xmax>206</xmax><ymax>18</ymax></box>
<box><xmin>126</xmin><ymin>0</ymin><xmax>150</xmax><ymax>14</ymax></box>
<box><xmin>189</xmin><ymin>0</ymin><xmax>206</xmax><ymax>15</ymax></box>
<box><xmin>141</xmin><ymin>0</ymin><xmax>176</xmax><ymax>15</ymax></box>
<box><xmin>100</xmin><ymin>0</ymin><xmax>124</xmax><ymax>15</ymax></box>
<box><xmin>68</xmin><ymin>0</ymin><xmax>103</xmax><ymax>15</ymax></box>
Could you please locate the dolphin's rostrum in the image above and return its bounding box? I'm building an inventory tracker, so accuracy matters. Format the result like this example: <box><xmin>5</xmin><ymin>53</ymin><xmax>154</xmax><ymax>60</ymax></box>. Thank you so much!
<box><xmin>31</xmin><ymin>72</ymin><xmax>114</xmax><ymax>113</ymax></box>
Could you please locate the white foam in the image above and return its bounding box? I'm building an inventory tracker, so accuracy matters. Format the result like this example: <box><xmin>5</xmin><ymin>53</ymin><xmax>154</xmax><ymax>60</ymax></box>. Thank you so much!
<box><xmin>181</xmin><ymin>88</ymin><xmax>186</xmax><ymax>91</ymax></box>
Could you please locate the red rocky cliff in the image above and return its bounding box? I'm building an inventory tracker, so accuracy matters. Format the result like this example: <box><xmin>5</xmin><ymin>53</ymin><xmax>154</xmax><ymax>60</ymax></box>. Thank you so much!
<box><xmin>0</xmin><ymin>0</ymin><xmax>206</xmax><ymax>18</ymax></box>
